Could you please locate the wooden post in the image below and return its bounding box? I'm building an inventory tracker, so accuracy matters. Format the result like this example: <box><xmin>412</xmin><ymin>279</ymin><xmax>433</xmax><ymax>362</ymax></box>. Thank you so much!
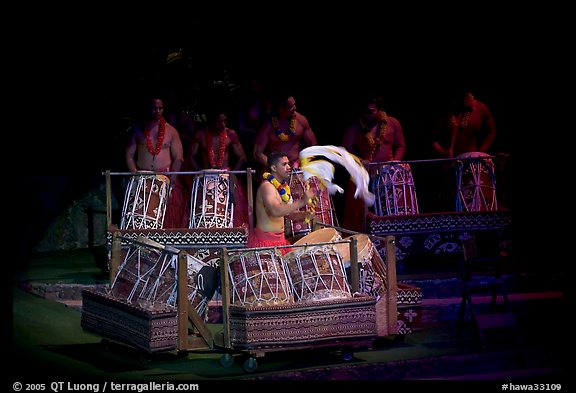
<box><xmin>349</xmin><ymin>236</ymin><xmax>359</xmax><ymax>293</ymax></box>
<box><xmin>105</xmin><ymin>170</ymin><xmax>112</xmax><ymax>230</ymax></box>
<box><xmin>109</xmin><ymin>231</ymin><xmax>122</xmax><ymax>285</ymax></box>
<box><xmin>220</xmin><ymin>247</ymin><xmax>231</xmax><ymax>349</ymax></box>
<box><xmin>86</xmin><ymin>207</ymin><xmax>94</xmax><ymax>250</ymax></box>
<box><xmin>187</xmin><ymin>302</ymin><xmax>213</xmax><ymax>349</ymax></box>
<box><xmin>385</xmin><ymin>235</ymin><xmax>398</xmax><ymax>335</ymax></box>
<box><xmin>177</xmin><ymin>251</ymin><xmax>188</xmax><ymax>351</ymax></box>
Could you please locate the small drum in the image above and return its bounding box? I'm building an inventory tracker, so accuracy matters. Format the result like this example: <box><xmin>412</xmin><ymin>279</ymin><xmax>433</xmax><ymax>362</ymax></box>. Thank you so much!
<box><xmin>284</xmin><ymin>228</ymin><xmax>350</xmax><ymax>302</ymax></box>
<box><xmin>120</xmin><ymin>173</ymin><xmax>170</xmax><ymax>229</ymax></box>
<box><xmin>373</xmin><ymin>162</ymin><xmax>419</xmax><ymax>216</ymax></box>
<box><xmin>455</xmin><ymin>152</ymin><xmax>497</xmax><ymax>212</ymax></box>
<box><xmin>228</xmin><ymin>248</ymin><xmax>292</xmax><ymax>306</ymax></box>
<box><xmin>189</xmin><ymin>171</ymin><xmax>234</xmax><ymax>228</ymax></box>
<box><xmin>110</xmin><ymin>236</ymin><xmax>213</xmax><ymax>318</ymax></box>
<box><xmin>335</xmin><ymin>234</ymin><xmax>386</xmax><ymax>299</ymax></box>
<box><xmin>285</xmin><ymin>170</ymin><xmax>335</xmax><ymax>239</ymax></box>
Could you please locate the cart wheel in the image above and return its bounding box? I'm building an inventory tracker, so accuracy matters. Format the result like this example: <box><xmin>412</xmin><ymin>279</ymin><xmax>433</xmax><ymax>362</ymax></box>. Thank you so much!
<box><xmin>243</xmin><ymin>357</ymin><xmax>258</xmax><ymax>373</ymax></box>
<box><xmin>100</xmin><ymin>339</ymin><xmax>111</xmax><ymax>351</ymax></box>
<box><xmin>394</xmin><ymin>334</ymin><xmax>406</xmax><ymax>344</ymax></box>
<box><xmin>219</xmin><ymin>353</ymin><xmax>234</xmax><ymax>368</ymax></box>
<box><xmin>341</xmin><ymin>350</ymin><xmax>354</xmax><ymax>362</ymax></box>
<box><xmin>139</xmin><ymin>352</ymin><xmax>152</xmax><ymax>365</ymax></box>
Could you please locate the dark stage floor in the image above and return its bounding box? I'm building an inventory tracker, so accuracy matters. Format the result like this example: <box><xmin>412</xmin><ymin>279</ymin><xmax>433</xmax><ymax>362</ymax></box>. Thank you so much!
<box><xmin>12</xmin><ymin>247</ymin><xmax>568</xmax><ymax>385</ymax></box>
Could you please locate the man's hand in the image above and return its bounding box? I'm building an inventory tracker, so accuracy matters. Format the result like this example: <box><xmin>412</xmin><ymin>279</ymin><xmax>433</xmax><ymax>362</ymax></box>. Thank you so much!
<box><xmin>304</xmin><ymin>187</ymin><xmax>317</xmax><ymax>206</ymax></box>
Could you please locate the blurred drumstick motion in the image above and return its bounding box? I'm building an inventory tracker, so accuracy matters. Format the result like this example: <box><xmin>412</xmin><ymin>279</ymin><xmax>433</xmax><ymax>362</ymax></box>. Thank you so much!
<box><xmin>303</xmin><ymin>179</ymin><xmax>321</xmax><ymax>224</ymax></box>
<box><xmin>299</xmin><ymin>145</ymin><xmax>374</xmax><ymax>205</ymax></box>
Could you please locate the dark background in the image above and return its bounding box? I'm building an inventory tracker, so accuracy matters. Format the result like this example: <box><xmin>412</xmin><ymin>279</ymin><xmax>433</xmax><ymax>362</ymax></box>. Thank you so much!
<box><xmin>20</xmin><ymin>9</ymin><xmax>517</xmax><ymax>172</ymax></box>
<box><xmin>14</xmin><ymin>7</ymin><xmax>529</xmax><ymax>262</ymax></box>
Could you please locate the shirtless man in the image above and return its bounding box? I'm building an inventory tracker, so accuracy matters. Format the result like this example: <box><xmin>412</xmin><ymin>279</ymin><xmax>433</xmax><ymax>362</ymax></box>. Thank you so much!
<box><xmin>126</xmin><ymin>97</ymin><xmax>184</xmax><ymax>182</ymax></box>
<box><xmin>125</xmin><ymin>97</ymin><xmax>186</xmax><ymax>228</ymax></box>
<box><xmin>187</xmin><ymin>110</ymin><xmax>246</xmax><ymax>171</ymax></box>
<box><xmin>248</xmin><ymin>151</ymin><xmax>316</xmax><ymax>254</ymax></box>
<box><xmin>187</xmin><ymin>109</ymin><xmax>249</xmax><ymax>227</ymax></box>
<box><xmin>341</xmin><ymin>94</ymin><xmax>406</xmax><ymax>232</ymax></box>
<box><xmin>253</xmin><ymin>94</ymin><xmax>317</xmax><ymax>171</ymax></box>
<box><xmin>342</xmin><ymin>94</ymin><xmax>406</xmax><ymax>174</ymax></box>
<box><xmin>432</xmin><ymin>89</ymin><xmax>497</xmax><ymax>159</ymax></box>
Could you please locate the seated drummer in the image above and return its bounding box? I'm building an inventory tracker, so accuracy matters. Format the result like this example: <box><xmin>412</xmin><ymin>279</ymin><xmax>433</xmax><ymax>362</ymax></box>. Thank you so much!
<box><xmin>248</xmin><ymin>151</ymin><xmax>316</xmax><ymax>255</ymax></box>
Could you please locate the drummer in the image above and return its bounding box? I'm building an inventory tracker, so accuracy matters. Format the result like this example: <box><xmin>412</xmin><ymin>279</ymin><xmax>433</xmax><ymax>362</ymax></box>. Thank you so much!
<box><xmin>186</xmin><ymin>109</ymin><xmax>249</xmax><ymax>227</ymax></box>
<box><xmin>248</xmin><ymin>151</ymin><xmax>316</xmax><ymax>255</ymax></box>
<box><xmin>187</xmin><ymin>109</ymin><xmax>247</xmax><ymax>171</ymax></box>
<box><xmin>430</xmin><ymin>84</ymin><xmax>498</xmax><ymax>211</ymax></box>
<box><xmin>125</xmin><ymin>96</ymin><xmax>186</xmax><ymax>228</ymax></box>
<box><xmin>253</xmin><ymin>92</ymin><xmax>318</xmax><ymax>176</ymax></box>
<box><xmin>340</xmin><ymin>94</ymin><xmax>406</xmax><ymax>231</ymax></box>
<box><xmin>431</xmin><ymin>85</ymin><xmax>497</xmax><ymax>159</ymax></box>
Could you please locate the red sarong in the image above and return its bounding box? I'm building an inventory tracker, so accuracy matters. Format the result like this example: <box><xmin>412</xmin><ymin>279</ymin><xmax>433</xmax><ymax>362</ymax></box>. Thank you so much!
<box><xmin>247</xmin><ymin>227</ymin><xmax>292</xmax><ymax>255</ymax></box>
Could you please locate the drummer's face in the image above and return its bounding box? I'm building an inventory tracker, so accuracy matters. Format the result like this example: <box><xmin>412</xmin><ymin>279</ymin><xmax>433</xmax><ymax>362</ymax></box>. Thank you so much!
<box><xmin>273</xmin><ymin>157</ymin><xmax>291</xmax><ymax>181</ymax></box>
<box><xmin>365</xmin><ymin>103</ymin><xmax>379</xmax><ymax>121</ymax></box>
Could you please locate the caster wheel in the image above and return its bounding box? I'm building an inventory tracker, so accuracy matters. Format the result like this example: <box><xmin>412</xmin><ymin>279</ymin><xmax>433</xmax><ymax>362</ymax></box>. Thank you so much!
<box><xmin>341</xmin><ymin>346</ymin><xmax>354</xmax><ymax>361</ymax></box>
<box><xmin>243</xmin><ymin>357</ymin><xmax>258</xmax><ymax>372</ymax></box>
<box><xmin>394</xmin><ymin>334</ymin><xmax>406</xmax><ymax>344</ymax></box>
<box><xmin>139</xmin><ymin>352</ymin><xmax>152</xmax><ymax>365</ymax></box>
<box><xmin>100</xmin><ymin>339</ymin><xmax>112</xmax><ymax>351</ymax></box>
<box><xmin>219</xmin><ymin>353</ymin><xmax>234</xmax><ymax>367</ymax></box>
<box><xmin>341</xmin><ymin>351</ymin><xmax>354</xmax><ymax>362</ymax></box>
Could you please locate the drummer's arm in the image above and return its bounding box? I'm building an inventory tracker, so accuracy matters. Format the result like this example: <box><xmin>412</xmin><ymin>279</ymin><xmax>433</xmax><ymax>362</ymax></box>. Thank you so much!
<box><xmin>479</xmin><ymin>105</ymin><xmax>497</xmax><ymax>153</ymax></box>
<box><xmin>262</xmin><ymin>183</ymin><xmax>311</xmax><ymax>218</ymax></box>
<box><xmin>392</xmin><ymin>119</ymin><xmax>406</xmax><ymax>161</ymax></box>
<box><xmin>186</xmin><ymin>132</ymin><xmax>202</xmax><ymax>171</ymax></box>
<box><xmin>448</xmin><ymin>115</ymin><xmax>459</xmax><ymax>159</ymax></box>
<box><xmin>169</xmin><ymin>127</ymin><xmax>184</xmax><ymax>185</ymax></box>
<box><xmin>286</xmin><ymin>188</ymin><xmax>316</xmax><ymax>221</ymax></box>
<box><xmin>300</xmin><ymin>114</ymin><xmax>317</xmax><ymax>148</ymax></box>
<box><xmin>229</xmin><ymin>130</ymin><xmax>247</xmax><ymax>171</ymax></box>
<box><xmin>254</xmin><ymin>122</ymin><xmax>271</xmax><ymax>167</ymax></box>
<box><xmin>125</xmin><ymin>131</ymin><xmax>138</xmax><ymax>173</ymax></box>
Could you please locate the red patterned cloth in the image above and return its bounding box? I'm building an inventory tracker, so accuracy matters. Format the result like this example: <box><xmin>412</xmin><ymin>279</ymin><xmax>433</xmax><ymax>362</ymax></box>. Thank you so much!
<box><xmin>342</xmin><ymin>178</ymin><xmax>367</xmax><ymax>233</ymax></box>
<box><xmin>247</xmin><ymin>227</ymin><xmax>292</xmax><ymax>255</ymax></box>
<box><xmin>164</xmin><ymin>180</ymin><xmax>188</xmax><ymax>229</ymax></box>
<box><xmin>230</xmin><ymin>174</ymin><xmax>249</xmax><ymax>228</ymax></box>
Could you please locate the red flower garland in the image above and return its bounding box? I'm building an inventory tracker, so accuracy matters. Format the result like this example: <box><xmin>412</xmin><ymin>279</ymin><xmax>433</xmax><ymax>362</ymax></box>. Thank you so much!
<box><xmin>206</xmin><ymin>130</ymin><xmax>227</xmax><ymax>168</ymax></box>
<box><xmin>145</xmin><ymin>116</ymin><xmax>166</xmax><ymax>156</ymax></box>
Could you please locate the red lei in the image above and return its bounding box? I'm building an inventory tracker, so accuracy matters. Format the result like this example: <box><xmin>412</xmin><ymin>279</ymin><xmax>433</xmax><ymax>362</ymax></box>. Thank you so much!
<box><xmin>145</xmin><ymin>117</ymin><xmax>166</xmax><ymax>156</ymax></box>
<box><xmin>206</xmin><ymin>129</ymin><xmax>227</xmax><ymax>168</ymax></box>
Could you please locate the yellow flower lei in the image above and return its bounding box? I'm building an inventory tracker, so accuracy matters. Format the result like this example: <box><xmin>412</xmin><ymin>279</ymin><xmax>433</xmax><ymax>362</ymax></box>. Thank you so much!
<box><xmin>450</xmin><ymin>111</ymin><xmax>471</xmax><ymax>128</ymax></box>
<box><xmin>303</xmin><ymin>182</ymin><xmax>318</xmax><ymax>223</ymax></box>
<box><xmin>271</xmin><ymin>113</ymin><xmax>297</xmax><ymax>142</ymax></box>
<box><xmin>263</xmin><ymin>172</ymin><xmax>291</xmax><ymax>202</ymax></box>
<box><xmin>360</xmin><ymin>111</ymin><xmax>388</xmax><ymax>161</ymax></box>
